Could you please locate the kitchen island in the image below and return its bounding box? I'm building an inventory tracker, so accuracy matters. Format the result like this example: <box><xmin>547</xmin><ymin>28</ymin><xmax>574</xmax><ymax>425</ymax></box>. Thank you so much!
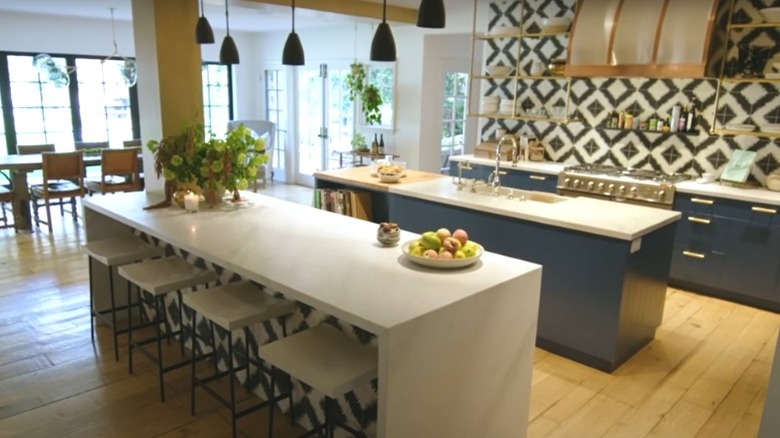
<box><xmin>316</xmin><ymin>168</ymin><xmax>681</xmax><ymax>371</ymax></box>
<box><xmin>82</xmin><ymin>191</ymin><xmax>542</xmax><ymax>437</ymax></box>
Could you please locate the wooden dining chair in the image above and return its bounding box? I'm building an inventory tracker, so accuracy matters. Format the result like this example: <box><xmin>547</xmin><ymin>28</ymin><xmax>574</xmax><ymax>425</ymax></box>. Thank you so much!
<box><xmin>30</xmin><ymin>151</ymin><xmax>85</xmax><ymax>233</ymax></box>
<box><xmin>85</xmin><ymin>147</ymin><xmax>141</xmax><ymax>195</ymax></box>
<box><xmin>0</xmin><ymin>185</ymin><xmax>15</xmax><ymax>231</ymax></box>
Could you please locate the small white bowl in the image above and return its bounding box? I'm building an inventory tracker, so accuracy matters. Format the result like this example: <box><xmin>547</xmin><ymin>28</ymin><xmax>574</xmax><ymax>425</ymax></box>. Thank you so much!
<box><xmin>541</xmin><ymin>16</ymin><xmax>571</xmax><ymax>33</ymax></box>
<box><xmin>378</xmin><ymin>172</ymin><xmax>402</xmax><ymax>183</ymax></box>
<box><xmin>486</xmin><ymin>65</ymin><xmax>512</xmax><ymax>76</ymax></box>
<box><xmin>759</xmin><ymin>7</ymin><xmax>780</xmax><ymax>23</ymax></box>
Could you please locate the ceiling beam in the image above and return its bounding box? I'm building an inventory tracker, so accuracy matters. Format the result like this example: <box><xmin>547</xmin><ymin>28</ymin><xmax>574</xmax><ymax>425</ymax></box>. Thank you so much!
<box><xmin>239</xmin><ymin>0</ymin><xmax>419</xmax><ymax>24</ymax></box>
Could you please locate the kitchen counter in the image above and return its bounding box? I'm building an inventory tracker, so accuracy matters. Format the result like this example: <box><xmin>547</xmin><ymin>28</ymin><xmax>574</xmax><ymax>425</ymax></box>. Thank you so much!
<box><xmin>449</xmin><ymin>154</ymin><xmax>565</xmax><ymax>175</ymax></box>
<box><xmin>82</xmin><ymin>191</ymin><xmax>542</xmax><ymax>437</ymax></box>
<box><xmin>315</xmin><ymin>169</ymin><xmax>678</xmax><ymax>372</ymax></box>
<box><xmin>676</xmin><ymin>180</ymin><xmax>780</xmax><ymax>206</ymax></box>
<box><xmin>391</xmin><ymin>177</ymin><xmax>680</xmax><ymax>241</ymax></box>
<box><xmin>314</xmin><ymin>166</ymin><xmax>447</xmax><ymax>192</ymax></box>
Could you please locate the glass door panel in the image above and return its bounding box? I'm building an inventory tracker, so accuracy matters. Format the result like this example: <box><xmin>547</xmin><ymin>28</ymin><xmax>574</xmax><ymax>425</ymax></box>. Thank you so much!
<box><xmin>296</xmin><ymin>66</ymin><xmax>325</xmax><ymax>186</ymax></box>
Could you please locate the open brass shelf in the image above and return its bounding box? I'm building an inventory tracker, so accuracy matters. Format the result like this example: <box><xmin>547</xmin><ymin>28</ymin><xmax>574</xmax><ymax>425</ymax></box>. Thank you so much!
<box><xmin>468</xmin><ymin>112</ymin><xmax>572</xmax><ymax>124</ymax></box>
<box><xmin>473</xmin><ymin>74</ymin><xmax>568</xmax><ymax>80</ymax></box>
<box><xmin>728</xmin><ymin>22</ymin><xmax>780</xmax><ymax>30</ymax></box>
<box><xmin>711</xmin><ymin>128</ymin><xmax>780</xmax><ymax>138</ymax></box>
<box><xmin>473</xmin><ymin>30</ymin><xmax>569</xmax><ymax>41</ymax></box>
<box><xmin>720</xmin><ymin>77</ymin><xmax>780</xmax><ymax>84</ymax></box>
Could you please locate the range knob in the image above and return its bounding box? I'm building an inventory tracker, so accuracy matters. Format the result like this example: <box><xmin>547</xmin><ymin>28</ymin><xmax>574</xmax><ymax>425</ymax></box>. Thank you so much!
<box><xmin>597</xmin><ymin>182</ymin><xmax>605</xmax><ymax>192</ymax></box>
<box><xmin>573</xmin><ymin>179</ymin><xmax>580</xmax><ymax>188</ymax></box>
<box><xmin>587</xmin><ymin>181</ymin><xmax>595</xmax><ymax>190</ymax></box>
<box><xmin>608</xmin><ymin>184</ymin><xmax>615</xmax><ymax>193</ymax></box>
<box><xmin>564</xmin><ymin>177</ymin><xmax>571</xmax><ymax>187</ymax></box>
<box><xmin>629</xmin><ymin>187</ymin><xmax>638</xmax><ymax>197</ymax></box>
<box><xmin>656</xmin><ymin>190</ymin><xmax>666</xmax><ymax>200</ymax></box>
<box><xmin>618</xmin><ymin>185</ymin><xmax>626</xmax><ymax>194</ymax></box>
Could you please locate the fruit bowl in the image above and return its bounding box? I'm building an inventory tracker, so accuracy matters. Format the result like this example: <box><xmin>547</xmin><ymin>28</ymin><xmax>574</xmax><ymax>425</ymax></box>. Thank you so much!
<box><xmin>378</xmin><ymin>172</ymin><xmax>402</xmax><ymax>183</ymax></box>
<box><xmin>377</xmin><ymin>222</ymin><xmax>400</xmax><ymax>246</ymax></box>
<box><xmin>401</xmin><ymin>239</ymin><xmax>484</xmax><ymax>269</ymax></box>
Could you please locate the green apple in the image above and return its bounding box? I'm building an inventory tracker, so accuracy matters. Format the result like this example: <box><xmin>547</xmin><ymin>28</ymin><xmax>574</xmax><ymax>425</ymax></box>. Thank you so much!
<box><xmin>421</xmin><ymin>231</ymin><xmax>442</xmax><ymax>251</ymax></box>
<box><xmin>462</xmin><ymin>241</ymin><xmax>479</xmax><ymax>257</ymax></box>
<box><xmin>454</xmin><ymin>250</ymin><xmax>466</xmax><ymax>259</ymax></box>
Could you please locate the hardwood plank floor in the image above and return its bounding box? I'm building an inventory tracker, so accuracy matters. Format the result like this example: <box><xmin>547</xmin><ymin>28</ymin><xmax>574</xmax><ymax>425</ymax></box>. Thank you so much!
<box><xmin>0</xmin><ymin>186</ymin><xmax>778</xmax><ymax>437</ymax></box>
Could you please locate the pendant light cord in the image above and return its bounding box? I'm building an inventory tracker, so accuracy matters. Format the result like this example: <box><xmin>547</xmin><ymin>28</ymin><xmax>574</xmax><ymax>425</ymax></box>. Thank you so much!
<box><xmin>224</xmin><ymin>0</ymin><xmax>231</xmax><ymax>36</ymax></box>
<box><xmin>200</xmin><ymin>0</ymin><xmax>205</xmax><ymax>16</ymax></box>
<box><xmin>292</xmin><ymin>0</ymin><xmax>296</xmax><ymax>31</ymax></box>
<box><xmin>110</xmin><ymin>8</ymin><xmax>119</xmax><ymax>56</ymax></box>
<box><xmin>382</xmin><ymin>0</ymin><xmax>387</xmax><ymax>23</ymax></box>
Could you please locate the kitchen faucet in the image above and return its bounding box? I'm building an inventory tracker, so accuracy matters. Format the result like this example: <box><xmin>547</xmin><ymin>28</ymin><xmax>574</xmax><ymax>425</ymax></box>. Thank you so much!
<box><xmin>488</xmin><ymin>134</ymin><xmax>515</xmax><ymax>195</ymax></box>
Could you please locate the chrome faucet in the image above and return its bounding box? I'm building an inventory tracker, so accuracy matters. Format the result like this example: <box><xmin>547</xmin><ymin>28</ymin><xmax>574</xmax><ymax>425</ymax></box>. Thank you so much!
<box><xmin>488</xmin><ymin>138</ymin><xmax>509</xmax><ymax>195</ymax></box>
<box><xmin>497</xmin><ymin>133</ymin><xmax>520</xmax><ymax>167</ymax></box>
<box><xmin>454</xmin><ymin>160</ymin><xmax>472</xmax><ymax>190</ymax></box>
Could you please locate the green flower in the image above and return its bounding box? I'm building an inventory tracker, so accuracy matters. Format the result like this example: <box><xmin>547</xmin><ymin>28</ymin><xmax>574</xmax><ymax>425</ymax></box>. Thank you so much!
<box><xmin>200</xmin><ymin>166</ymin><xmax>210</xmax><ymax>177</ymax></box>
<box><xmin>210</xmin><ymin>160</ymin><xmax>223</xmax><ymax>173</ymax></box>
<box><xmin>236</xmin><ymin>178</ymin><xmax>249</xmax><ymax>190</ymax></box>
<box><xmin>162</xmin><ymin>168</ymin><xmax>175</xmax><ymax>180</ymax></box>
<box><xmin>170</xmin><ymin>154</ymin><xmax>183</xmax><ymax>166</ymax></box>
<box><xmin>250</xmin><ymin>156</ymin><xmax>264</xmax><ymax>167</ymax></box>
<box><xmin>213</xmin><ymin>140</ymin><xmax>226</xmax><ymax>153</ymax></box>
<box><xmin>247</xmin><ymin>166</ymin><xmax>258</xmax><ymax>177</ymax></box>
<box><xmin>254</xmin><ymin>138</ymin><xmax>266</xmax><ymax>152</ymax></box>
<box><xmin>237</xmin><ymin>152</ymin><xmax>247</xmax><ymax>163</ymax></box>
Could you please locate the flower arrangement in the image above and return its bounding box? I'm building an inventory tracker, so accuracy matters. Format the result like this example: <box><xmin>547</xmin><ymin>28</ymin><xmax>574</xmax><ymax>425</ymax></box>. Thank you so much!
<box><xmin>146</xmin><ymin>123</ymin><xmax>268</xmax><ymax>205</ymax></box>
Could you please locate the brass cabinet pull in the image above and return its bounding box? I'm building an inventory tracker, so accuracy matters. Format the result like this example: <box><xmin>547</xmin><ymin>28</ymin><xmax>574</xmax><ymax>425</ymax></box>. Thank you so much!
<box><xmin>529</xmin><ymin>175</ymin><xmax>546</xmax><ymax>181</ymax></box>
<box><xmin>688</xmin><ymin>216</ymin><xmax>711</xmax><ymax>224</ymax></box>
<box><xmin>683</xmin><ymin>250</ymin><xmax>705</xmax><ymax>259</ymax></box>
<box><xmin>691</xmin><ymin>198</ymin><xmax>714</xmax><ymax>205</ymax></box>
<box><xmin>751</xmin><ymin>206</ymin><xmax>777</xmax><ymax>214</ymax></box>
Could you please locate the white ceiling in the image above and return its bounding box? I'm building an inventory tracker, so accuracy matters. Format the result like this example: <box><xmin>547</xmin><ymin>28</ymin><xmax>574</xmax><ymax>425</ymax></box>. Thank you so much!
<box><xmin>0</xmin><ymin>0</ymin><xmax>423</xmax><ymax>33</ymax></box>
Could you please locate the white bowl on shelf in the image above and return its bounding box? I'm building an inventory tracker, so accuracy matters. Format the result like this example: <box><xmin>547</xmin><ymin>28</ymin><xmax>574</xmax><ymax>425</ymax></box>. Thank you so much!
<box><xmin>486</xmin><ymin>65</ymin><xmax>512</xmax><ymax>76</ymax></box>
<box><xmin>759</xmin><ymin>7</ymin><xmax>780</xmax><ymax>23</ymax></box>
<box><xmin>490</xmin><ymin>25</ymin><xmax>521</xmax><ymax>37</ymax></box>
<box><xmin>541</xmin><ymin>16</ymin><xmax>571</xmax><ymax>33</ymax></box>
<box><xmin>761</xmin><ymin>124</ymin><xmax>780</xmax><ymax>133</ymax></box>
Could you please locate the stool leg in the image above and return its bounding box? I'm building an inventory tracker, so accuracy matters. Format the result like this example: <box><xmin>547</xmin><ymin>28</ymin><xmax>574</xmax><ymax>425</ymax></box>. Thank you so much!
<box><xmin>155</xmin><ymin>294</ymin><xmax>166</xmax><ymax>403</ymax></box>
<box><xmin>268</xmin><ymin>366</ymin><xmax>276</xmax><ymax>438</ymax></box>
<box><xmin>210</xmin><ymin>321</ymin><xmax>218</xmax><ymax>379</ymax></box>
<box><xmin>178</xmin><ymin>290</ymin><xmax>185</xmax><ymax>357</ymax></box>
<box><xmin>227</xmin><ymin>330</ymin><xmax>237</xmax><ymax>438</ymax></box>
<box><xmin>326</xmin><ymin>397</ymin><xmax>334</xmax><ymax>438</ymax></box>
<box><xmin>108</xmin><ymin>265</ymin><xmax>119</xmax><ymax>361</ymax></box>
<box><xmin>244</xmin><ymin>327</ymin><xmax>252</xmax><ymax>393</ymax></box>
<box><xmin>190</xmin><ymin>308</ymin><xmax>198</xmax><ymax>416</ymax></box>
<box><xmin>127</xmin><ymin>281</ymin><xmax>134</xmax><ymax>374</ymax></box>
<box><xmin>88</xmin><ymin>257</ymin><xmax>95</xmax><ymax>344</ymax></box>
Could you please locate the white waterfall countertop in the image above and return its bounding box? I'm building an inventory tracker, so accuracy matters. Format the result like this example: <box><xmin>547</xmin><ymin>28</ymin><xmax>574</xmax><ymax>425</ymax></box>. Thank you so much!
<box><xmin>388</xmin><ymin>177</ymin><xmax>680</xmax><ymax>241</ymax></box>
<box><xmin>82</xmin><ymin>191</ymin><xmax>542</xmax><ymax>437</ymax></box>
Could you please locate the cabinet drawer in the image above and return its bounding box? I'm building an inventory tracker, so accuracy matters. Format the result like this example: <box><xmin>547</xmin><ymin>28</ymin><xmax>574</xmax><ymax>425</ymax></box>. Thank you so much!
<box><xmin>669</xmin><ymin>242</ymin><xmax>726</xmax><ymax>290</ymax></box>
<box><xmin>675</xmin><ymin>194</ymin><xmax>780</xmax><ymax>224</ymax></box>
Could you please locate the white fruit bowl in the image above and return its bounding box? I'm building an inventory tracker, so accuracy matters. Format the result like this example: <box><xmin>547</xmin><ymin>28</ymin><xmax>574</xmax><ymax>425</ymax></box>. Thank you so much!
<box><xmin>759</xmin><ymin>7</ymin><xmax>780</xmax><ymax>23</ymax></box>
<box><xmin>378</xmin><ymin>172</ymin><xmax>402</xmax><ymax>183</ymax></box>
<box><xmin>486</xmin><ymin>65</ymin><xmax>512</xmax><ymax>76</ymax></box>
<box><xmin>401</xmin><ymin>239</ymin><xmax>484</xmax><ymax>269</ymax></box>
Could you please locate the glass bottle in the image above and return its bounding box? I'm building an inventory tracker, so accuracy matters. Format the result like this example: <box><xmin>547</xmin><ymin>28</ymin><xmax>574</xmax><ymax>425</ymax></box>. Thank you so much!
<box><xmin>378</xmin><ymin>134</ymin><xmax>385</xmax><ymax>155</ymax></box>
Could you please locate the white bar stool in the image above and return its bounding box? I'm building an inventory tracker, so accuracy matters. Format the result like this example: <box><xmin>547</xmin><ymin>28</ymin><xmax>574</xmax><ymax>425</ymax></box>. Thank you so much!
<box><xmin>184</xmin><ymin>281</ymin><xmax>295</xmax><ymax>438</ymax></box>
<box><xmin>119</xmin><ymin>255</ymin><xmax>218</xmax><ymax>402</ymax></box>
<box><xmin>259</xmin><ymin>324</ymin><xmax>378</xmax><ymax>438</ymax></box>
<box><xmin>83</xmin><ymin>236</ymin><xmax>165</xmax><ymax>360</ymax></box>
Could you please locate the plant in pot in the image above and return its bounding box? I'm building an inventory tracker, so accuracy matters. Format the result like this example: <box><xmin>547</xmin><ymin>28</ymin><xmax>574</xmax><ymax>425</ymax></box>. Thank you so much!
<box><xmin>346</xmin><ymin>62</ymin><xmax>383</xmax><ymax>125</ymax></box>
<box><xmin>146</xmin><ymin>123</ymin><xmax>268</xmax><ymax>207</ymax></box>
<box><xmin>351</xmin><ymin>132</ymin><xmax>368</xmax><ymax>152</ymax></box>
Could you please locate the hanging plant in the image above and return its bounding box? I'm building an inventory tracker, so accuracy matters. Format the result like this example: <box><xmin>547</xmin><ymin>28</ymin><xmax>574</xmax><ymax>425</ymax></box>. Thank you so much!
<box><xmin>346</xmin><ymin>62</ymin><xmax>383</xmax><ymax>125</ymax></box>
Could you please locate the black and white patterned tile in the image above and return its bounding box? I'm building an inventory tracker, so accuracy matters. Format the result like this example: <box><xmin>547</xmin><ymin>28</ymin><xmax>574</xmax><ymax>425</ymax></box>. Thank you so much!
<box><xmin>482</xmin><ymin>0</ymin><xmax>780</xmax><ymax>184</ymax></box>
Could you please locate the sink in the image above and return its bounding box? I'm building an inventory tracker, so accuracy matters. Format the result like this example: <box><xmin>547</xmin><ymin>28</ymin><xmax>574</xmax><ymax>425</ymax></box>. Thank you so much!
<box><xmin>462</xmin><ymin>183</ymin><xmax>570</xmax><ymax>204</ymax></box>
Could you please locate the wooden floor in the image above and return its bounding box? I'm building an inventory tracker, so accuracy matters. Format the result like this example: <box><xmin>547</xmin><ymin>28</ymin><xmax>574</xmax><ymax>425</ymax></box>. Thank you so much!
<box><xmin>0</xmin><ymin>185</ymin><xmax>778</xmax><ymax>437</ymax></box>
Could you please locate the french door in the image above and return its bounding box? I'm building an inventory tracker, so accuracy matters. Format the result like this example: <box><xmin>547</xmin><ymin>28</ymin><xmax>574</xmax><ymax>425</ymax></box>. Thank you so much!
<box><xmin>295</xmin><ymin>63</ymin><xmax>353</xmax><ymax>186</ymax></box>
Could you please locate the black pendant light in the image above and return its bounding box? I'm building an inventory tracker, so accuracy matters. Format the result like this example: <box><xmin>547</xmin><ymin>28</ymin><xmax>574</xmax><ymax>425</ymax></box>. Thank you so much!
<box><xmin>220</xmin><ymin>0</ymin><xmax>240</xmax><ymax>65</ymax></box>
<box><xmin>417</xmin><ymin>0</ymin><xmax>446</xmax><ymax>29</ymax></box>
<box><xmin>282</xmin><ymin>0</ymin><xmax>305</xmax><ymax>65</ymax></box>
<box><xmin>370</xmin><ymin>0</ymin><xmax>397</xmax><ymax>62</ymax></box>
<box><xmin>196</xmin><ymin>0</ymin><xmax>215</xmax><ymax>44</ymax></box>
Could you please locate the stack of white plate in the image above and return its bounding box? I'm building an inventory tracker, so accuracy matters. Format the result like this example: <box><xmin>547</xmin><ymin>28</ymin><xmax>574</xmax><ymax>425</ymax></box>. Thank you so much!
<box><xmin>500</xmin><ymin>99</ymin><xmax>516</xmax><ymax>116</ymax></box>
<box><xmin>541</xmin><ymin>16</ymin><xmax>571</xmax><ymax>33</ymax></box>
<box><xmin>481</xmin><ymin>96</ymin><xmax>500</xmax><ymax>114</ymax></box>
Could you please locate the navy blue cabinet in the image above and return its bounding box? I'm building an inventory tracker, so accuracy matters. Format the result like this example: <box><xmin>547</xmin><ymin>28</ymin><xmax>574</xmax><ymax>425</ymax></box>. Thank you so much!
<box><xmin>670</xmin><ymin>194</ymin><xmax>780</xmax><ymax>311</ymax></box>
<box><xmin>449</xmin><ymin>162</ymin><xmax>558</xmax><ymax>193</ymax></box>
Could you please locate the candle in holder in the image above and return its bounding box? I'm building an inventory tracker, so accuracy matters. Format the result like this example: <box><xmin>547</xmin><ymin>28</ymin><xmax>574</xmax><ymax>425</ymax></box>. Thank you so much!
<box><xmin>184</xmin><ymin>192</ymin><xmax>199</xmax><ymax>213</ymax></box>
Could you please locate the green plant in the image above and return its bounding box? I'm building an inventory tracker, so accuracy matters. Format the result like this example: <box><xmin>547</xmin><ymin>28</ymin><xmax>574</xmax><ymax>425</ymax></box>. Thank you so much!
<box><xmin>351</xmin><ymin>132</ymin><xmax>368</xmax><ymax>151</ymax></box>
<box><xmin>346</xmin><ymin>62</ymin><xmax>383</xmax><ymax>125</ymax></box>
<box><xmin>147</xmin><ymin>123</ymin><xmax>268</xmax><ymax>203</ymax></box>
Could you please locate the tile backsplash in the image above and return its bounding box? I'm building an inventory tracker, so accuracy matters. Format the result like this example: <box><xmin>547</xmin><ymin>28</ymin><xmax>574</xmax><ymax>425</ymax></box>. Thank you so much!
<box><xmin>481</xmin><ymin>0</ymin><xmax>780</xmax><ymax>183</ymax></box>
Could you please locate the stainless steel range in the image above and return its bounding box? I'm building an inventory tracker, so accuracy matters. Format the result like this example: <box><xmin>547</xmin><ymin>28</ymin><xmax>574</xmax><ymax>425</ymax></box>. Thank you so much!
<box><xmin>556</xmin><ymin>164</ymin><xmax>691</xmax><ymax>209</ymax></box>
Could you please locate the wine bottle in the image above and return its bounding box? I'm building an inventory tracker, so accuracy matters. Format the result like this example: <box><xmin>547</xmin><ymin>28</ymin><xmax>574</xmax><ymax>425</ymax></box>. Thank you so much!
<box><xmin>378</xmin><ymin>134</ymin><xmax>385</xmax><ymax>155</ymax></box>
<box><xmin>371</xmin><ymin>134</ymin><xmax>378</xmax><ymax>155</ymax></box>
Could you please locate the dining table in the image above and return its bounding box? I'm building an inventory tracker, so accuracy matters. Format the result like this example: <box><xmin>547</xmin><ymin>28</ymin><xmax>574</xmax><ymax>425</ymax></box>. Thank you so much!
<box><xmin>0</xmin><ymin>153</ymin><xmax>131</xmax><ymax>232</ymax></box>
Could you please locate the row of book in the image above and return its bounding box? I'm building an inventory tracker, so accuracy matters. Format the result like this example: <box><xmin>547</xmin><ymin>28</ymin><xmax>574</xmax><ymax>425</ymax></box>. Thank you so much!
<box><xmin>313</xmin><ymin>188</ymin><xmax>373</xmax><ymax>221</ymax></box>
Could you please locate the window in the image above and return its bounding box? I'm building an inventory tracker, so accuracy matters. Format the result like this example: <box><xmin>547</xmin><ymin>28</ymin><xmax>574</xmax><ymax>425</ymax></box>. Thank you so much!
<box><xmin>366</xmin><ymin>64</ymin><xmax>394</xmax><ymax>129</ymax></box>
<box><xmin>265</xmin><ymin>69</ymin><xmax>287</xmax><ymax>172</ymax></box>
<box><xmin>76</xmin><ymin>58</ymin><xmax>133</xmax><ymax>147</ymax></box>
<box><xmin>440</xmin><ymin>72</ymin><xmax>469</xmax><ymax>173</ymax></box>
<box><xmin>8</xmin><ymin>54</ymin><xmax>74</xmax><ymax>149</ymax></box>
<box><xmin>0</xmin><ymin>87</ymin><xmax>5</xmax><ymax>157</ymax></box>
<box><xmin>202</xmin><ymin>63</ymin><xmax>231</xmax><ymax>139</ymax></box>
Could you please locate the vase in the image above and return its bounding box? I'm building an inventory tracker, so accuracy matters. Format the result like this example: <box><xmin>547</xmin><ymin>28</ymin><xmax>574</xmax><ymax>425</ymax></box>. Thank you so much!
<box><xmin>203</xmin><ymin>187</ymin><xmax>226</xmax><ymax>205</ymax></box>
